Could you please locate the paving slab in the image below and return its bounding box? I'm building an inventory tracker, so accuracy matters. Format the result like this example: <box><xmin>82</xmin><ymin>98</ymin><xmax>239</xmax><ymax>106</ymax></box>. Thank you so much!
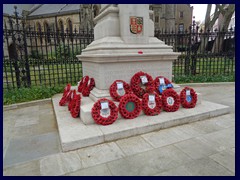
<box><xmin>173</xmin><ymin>137</ymin><xmax>219</xmax><ymax>160</ymax></box>
<box><xmin>199</xmin><ymin>127</ymin><xmax>235</xmax><ymax>152</ymax></box>
<box><xmin>115</xmin><ymin>136</ymin><xmax>154</xmax><ymax>156</ymax></box>
<box><xmin>65</xmin><ymin>164</ymin><xmax>112</xmax><ymax>176</ymax></box>
<box><xmin>209</xmin><ymin>148</ymin><xmax>235</xmax><ymax>173</ymax></box>
<box><xmin>141</xmin><ymin>127</ymin><xmax>191</xmax><ymax>148</ymax></box>
<box><xmin>52</xmin><ymin>93</ymin><xmax>230</xmax><ymax>152</ymax></box>
<box><xmin>155</xmin><ymin>157</ymin><xmax>234</xmax><ymax>176</ymax></box>
<box><xmin>4</xmin><ymin>132</ymin><xmax>61</xmax><ymax>167</ymax></box>
<box><xmin>106</xmin><ymin>145</ymin><xmax>192</xmax><ymax>176</ymax></box>
<box><xmin>3</xmin><ymin>160</ymin><xmax>41</xmax><ymax>176</ymax></box>
<box><xmin>77</xmin><ymin>142</ymin><xmax>125</xmax><ymax>169</ymax></box>
<box><xmin>40</xmin><ymin>151</ymin><xmax>82</xmax><ymax>176</ymax></box>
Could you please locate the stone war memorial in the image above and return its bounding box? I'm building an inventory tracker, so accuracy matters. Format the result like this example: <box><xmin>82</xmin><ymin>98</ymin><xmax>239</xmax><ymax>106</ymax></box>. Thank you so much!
<box><xmin>52</xmin><ymin>4</ymin><xmax>230</xmax><ymax>152</ymax></box>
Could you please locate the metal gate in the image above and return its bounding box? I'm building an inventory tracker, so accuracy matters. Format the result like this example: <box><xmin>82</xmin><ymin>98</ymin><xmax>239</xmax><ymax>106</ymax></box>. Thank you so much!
<box><xmin>4</xmin><ymin>7</ymin><xmax>31</xmax><ymax>89</ymax></box>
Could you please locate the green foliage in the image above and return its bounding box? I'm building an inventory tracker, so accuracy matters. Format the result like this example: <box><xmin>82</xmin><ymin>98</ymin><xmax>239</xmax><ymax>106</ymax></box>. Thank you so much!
<box><xmin>56</xmin><ymin>44</ymin><xmax>70</xmax><ymax>59</ymax></box>
<box><xmin>30</xmin><ymin>50</ymin><xmax>41</xmax><ymax>59</ymax></box>
<box><xmin>174</xmin><ymin>74</ymin><xmax>235</xmax><ymax>84</ymax></box>
<box><xmin>3</xmin><ymin>85</ymin><xmax>65</xmax><ymax>105</ymax></box>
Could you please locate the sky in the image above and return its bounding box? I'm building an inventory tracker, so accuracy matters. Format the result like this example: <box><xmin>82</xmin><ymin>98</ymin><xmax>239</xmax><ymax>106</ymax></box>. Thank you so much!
<box><xmin>190</xmin><ymin>4</ymin><xmax>216</xmax><ymax>23</ymax></box>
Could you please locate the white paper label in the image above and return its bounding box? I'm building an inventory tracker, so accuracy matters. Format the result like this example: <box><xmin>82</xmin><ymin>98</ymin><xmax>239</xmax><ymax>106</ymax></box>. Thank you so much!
<box><xmin>167</xmin><ymin>97</ymin><xmax>175</xmax><ymax>106</ymax></box>
<box><xmin>140</xmin><ymin>76</ymin><xmax>148</xmax><ymax>84</ymax></box>
<box><xmin>116</xmin><ymin>82</ymin><xmax>123</xmax><ymax>90</ymax></box>
<box><xmin>159</xmin><ymin>78</ymin><xmax>165</xmax><ymax>85</ymax></box>
<box><xmin>101</xmin><ymin>102</ymin><xmax>109</xmax><ymax>110</ymax></box>
<box><xmin>149</xmin><ymin>94</ymin><xmax>155</xmax><ymax>102</ymax></box>
<box><xmin>186</xmin><ymin>90</ymin><xmax>191</xmax><ymax>96</ymax></box>
<box><xmin>87</xmin><ymin>79</ymin><xmax>91</xmax><ymax>86</ymax></box>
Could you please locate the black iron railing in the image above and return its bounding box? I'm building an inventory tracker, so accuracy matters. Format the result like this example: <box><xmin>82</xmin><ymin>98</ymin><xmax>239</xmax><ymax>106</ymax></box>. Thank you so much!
<box><xmin>3</xmin><ymin>8</ymin><xmax>235</xmax><ymax>91</ymax></box>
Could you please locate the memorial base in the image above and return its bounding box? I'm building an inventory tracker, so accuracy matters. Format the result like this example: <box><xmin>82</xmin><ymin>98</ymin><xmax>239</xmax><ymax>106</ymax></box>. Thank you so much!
<box><xmin>52</xmin><ymin>88</ymin><xmax>230</xmax><ymax>152</ymax></box>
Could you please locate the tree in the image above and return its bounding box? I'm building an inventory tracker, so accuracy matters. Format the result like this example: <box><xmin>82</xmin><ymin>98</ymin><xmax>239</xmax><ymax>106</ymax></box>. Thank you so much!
<box><xmin>200</xmin><ymin>4</ymin><xmax>235</xmax><ymax>53</ymax></box>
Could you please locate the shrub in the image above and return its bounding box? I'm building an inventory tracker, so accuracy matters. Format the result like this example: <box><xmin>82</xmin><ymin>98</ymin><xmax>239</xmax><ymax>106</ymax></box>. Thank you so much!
<box><xmin>3</xmin><ymin>85</ymin><xmax>65</xmax><ymax>105</ymax></box>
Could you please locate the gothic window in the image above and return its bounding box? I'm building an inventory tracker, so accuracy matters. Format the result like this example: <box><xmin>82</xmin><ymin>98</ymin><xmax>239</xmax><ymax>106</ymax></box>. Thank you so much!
<box><xmin>58</xmin><ymin>19</ymin><xmax>64</xmax><ymax>33</ymax></box>
<box><xmin>179</xmin><ymin>11</ymin><xmax>184</xmax><ymax>18</ymax></box>
<box><xmin>155</xmin><ymin>16</ymin><xmax>159</xmax><ymax>23</ymax></box>
<box><xmin>179</xmin><ymin>23</ymin><xmax>184</xmax><ymax>33</ymax></box>
<box><xmin>36</xmin><ymin>22</ymin><xmax>42</xmax><ymax>43</ymax></box>
<box><xmin>43</xmin><ymin>21</ymin><xmax>49</xmax><ymax>32</ymax></box>
<box><xmin>43</xmin><ymin>21</ymin><xmax>50</xmax><ymax>43</ymax></box>
<box><xmin>67</xmin><ymin>19</ymin><xmax>73</xmax><ymax>33</ymax></box>
<box><xmin>67</xmin><ymin>18</ymin><xmax>73</xmax><ymax>41</ymax></box>
<box><xmin>36</xmin><ymin>22</ymin><xmax>41</xmax><ymax>33</ymax></box>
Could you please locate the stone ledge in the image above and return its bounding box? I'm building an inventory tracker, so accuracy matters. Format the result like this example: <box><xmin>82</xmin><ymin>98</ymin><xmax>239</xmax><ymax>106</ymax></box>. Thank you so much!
<box><xmin>3</xmin><ymin>98</ymin><xmax>52</xmax><ymax>111</ymax></box>
<box><xmin>52</xmin><ymin>94</ymin><xmax>230</xmax><ymax>152</ymax></box>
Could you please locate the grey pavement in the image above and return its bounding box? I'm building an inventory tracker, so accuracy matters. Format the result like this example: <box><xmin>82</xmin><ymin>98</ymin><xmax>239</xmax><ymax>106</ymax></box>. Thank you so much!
<box><xmin>3</xmin><ymin>83</ymin><xmax>235</xmax><ymax>176</ymax></box>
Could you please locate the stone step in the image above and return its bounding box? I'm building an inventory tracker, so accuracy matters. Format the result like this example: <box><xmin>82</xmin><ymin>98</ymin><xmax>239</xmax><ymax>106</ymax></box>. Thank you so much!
<box><xmin>52</xmin><ymin>93</ymin><xmax>230</xmax><ymax>152</ymax></box>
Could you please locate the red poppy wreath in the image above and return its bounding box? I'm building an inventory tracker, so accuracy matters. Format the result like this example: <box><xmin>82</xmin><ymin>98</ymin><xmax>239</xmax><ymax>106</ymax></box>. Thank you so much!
<box><xmin>78</xmin><ymin>76</ymin><xmax>89</xmax><ymax>93</ymax></box>
<box><xmin>109</xmin><ymin>80</ymin><xmax>132</xmax><ymax>101</ymax></box>
<box><xmin>154</xmin><ymin>76</ymin><xmax>173</xmax><ymax>95</ymax></box>
<box><xmin>59</xmin><ymin>84</ymin><xmax>72</xmax><ymax>106</ymax></box>
<box><xmin>70</xmin><ymin>93</ymin><xmax>81</xmax><ymax>118</ymax></box>
<box><xmin>162</xmin><ymin>89</ymin><xmax>180</xmax><ymax>112</ymax></box>
<box><xmin>91</xmin><ymin>98</ymin><xmax>118</xmax><ymax>125</ymax></box>
<box><xmin>180</xmin><ymin>87</ymin><xmax>198</xmax><ymax>108</ymax></box>
<box><xmin>118</xmin><ymin>94</ymin><xmax>142</xmax><ymax>119</ymax></box>
<box><xmin>68</xmin><ymin>89</ymin><xmax>77</xmax><ymax>111</ymax></box>
<box><xmin>142</xmin><ymin>92</ymin><xmax>162</xmax><ymax>116</ymax></box>
<box><xmin>130</xmin><ymin>71</ymin><xmax>155</xmax><ymax>98</ymax></box>
<box><xmin>82</xmin><ymin>77</ymin><xmax>95</xmax><ymax>97</ymax></box>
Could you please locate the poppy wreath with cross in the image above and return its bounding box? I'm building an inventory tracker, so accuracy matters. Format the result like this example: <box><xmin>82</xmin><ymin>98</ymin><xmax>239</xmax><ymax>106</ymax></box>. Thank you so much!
<box><xmin>82</xmin><ymin>77</ymin><xmax>95</xmax><ymax>97</ymax></box>
<box><xmin>118</xmin><ymin>94</ymin><xmax>142</xmax><ymax>119</ymax></box>
<box><xmin>180</xmin><ymin>87</ymin><xmax>198</xmax><ymax>108</ymax></box>
<box><xmin>130</xmin><ymin>71</ymin><xmax>155</xmax><ymax>98</ymax></box>
<box><xmin>109</xmin><ymin>80</ymin><xmax>132</xmax><ymax>101</ymax></box>
<box><xmin>70</xmin><ymin>93</ymin><xmax>81</xmax><ymax>118</ymax></box>
<box><xmin>142</xmin><ymin>92</ymin><xmax>162</xmax><ymax>116</ymax></box>
<box><xmin>162</xmin><ymin>89</ymin><xmax>180</xmax><ymax>112</ymax></box>
<box><xmin>78</xmin><ymin>76</ymin><xmax>89</xmax><ymax>93</ymax></box>
<box><xmin>91</xmin><ymin>98</ymin><xmax>118</xmax><ymax>125</ymax></box>
<box><xmin>59</xmin><ymin>84</ymin><xmax>73</xmax><ymax>106</ymax></box>
<box><xmin>154</xmin><ymin>76</ymin><xmax>173</xmax><ymax>95</ymax></box>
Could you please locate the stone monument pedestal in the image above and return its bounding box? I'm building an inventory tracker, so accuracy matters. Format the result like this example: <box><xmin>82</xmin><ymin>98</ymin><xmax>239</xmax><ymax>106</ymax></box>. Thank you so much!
<box><xmin>77</xmin><ymin>4</ymin><xmax>180</xmax><ymax>102</ymax></box>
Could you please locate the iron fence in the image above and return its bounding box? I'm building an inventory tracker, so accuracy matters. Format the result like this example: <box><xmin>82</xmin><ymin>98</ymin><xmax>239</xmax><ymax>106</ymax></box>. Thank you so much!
<box><xmin>3</xmin><ymin>8</ymin><xmax>93</xmax><ymax>90</ymax></box>
<box><xmin>155</xmin><ymin>25</ymin><xmax>235</xmax><ymax>77</ymax></box>
<box><xmin>3</xmin><ymin>8</ymin><xmax>235</xmax><ymax>91</ymax></box>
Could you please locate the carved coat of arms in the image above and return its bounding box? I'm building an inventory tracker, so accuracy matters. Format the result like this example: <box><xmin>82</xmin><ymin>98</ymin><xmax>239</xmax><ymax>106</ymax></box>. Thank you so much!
<box><xmin>130</xmin><ymin>16</ymin><xmax>143</xmax><ymax>34</ymax></box>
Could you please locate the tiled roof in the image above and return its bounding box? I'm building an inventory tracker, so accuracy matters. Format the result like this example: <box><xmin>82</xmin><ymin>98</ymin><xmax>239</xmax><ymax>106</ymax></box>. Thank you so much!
<box><xmin>28</xmin><ymin>4</ymin><xmax>81</xmax><ymax>17</ymax></box>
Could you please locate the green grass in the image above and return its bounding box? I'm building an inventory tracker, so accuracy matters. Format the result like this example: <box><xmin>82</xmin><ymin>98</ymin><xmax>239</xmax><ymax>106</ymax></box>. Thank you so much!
<box><xmin>173</xmin><ymin>57</ymin><xmax>235</xmax><ymax>76</ymax></box>
<box><xmin>174</xmin><ymin>74</ymin><xmax>235</xmax><ymax>84</ymax></box>
<box><xmin>3</xmin><ymin>85</ymin><xmax>65</xmax><ymax>105</ymax></box>
<box><xmin>3</xmin><ymin>62</ymin><xmax>82</xmax><ymax>90</ymax></box>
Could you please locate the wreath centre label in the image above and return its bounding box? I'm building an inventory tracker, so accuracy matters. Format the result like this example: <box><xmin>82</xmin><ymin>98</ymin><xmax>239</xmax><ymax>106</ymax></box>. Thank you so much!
<box><xmin>167</xmin><ymin>97</ymin><xmax>175</xmax><ymax>106</ymax></box>
<box><xmin>126</xmin><ymin>101</ymin><xmax>136</xmax><ymax>112</ymax></box>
